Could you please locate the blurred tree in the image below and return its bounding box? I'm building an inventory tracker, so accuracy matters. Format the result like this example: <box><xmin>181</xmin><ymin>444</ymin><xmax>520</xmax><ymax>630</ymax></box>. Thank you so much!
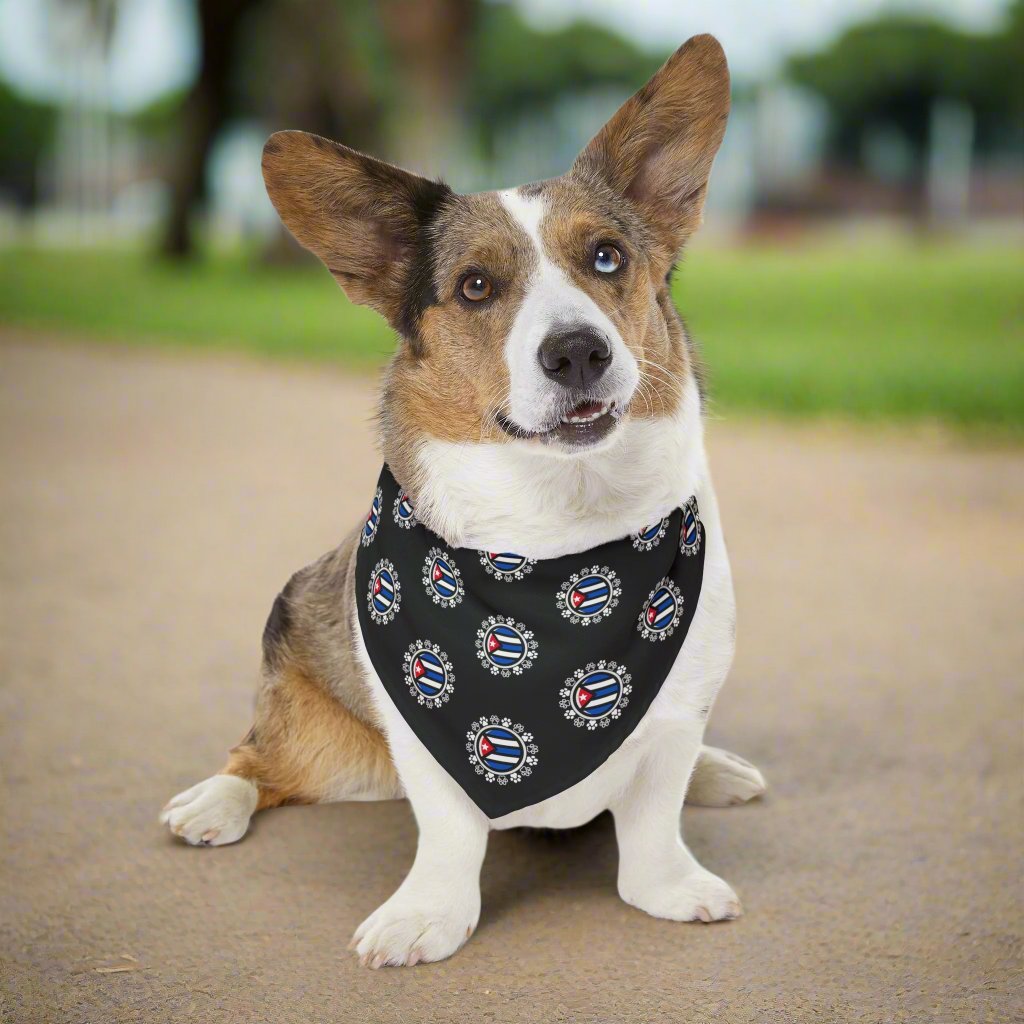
<box><xmin>150</xmin><ymin>0</ymin><xmax>662</xmax><ymax>259</ymax></box>
<box><xmin>158</xmin><ymin>0</ymin><xmax>436</xmax><ymax>260</ymax></box>
<box><xmin>377</xmin><ymin>0</ymin><xmax>476</xmax><ymax>174</ymax></box>
<box><xmin>466</xmin><ymin>4</ymin><xmax>663</xmax><ymax>162</ymax></box>
<box><xmin>983</xmin><ymin>0</ymin><xmax>1024</xmax><ymax>127</ymax></box>
<box><xmin>787</xmin><ymin>7</ymin><xmax>1024</xmax><ymax>176</ymax></box>
<box><xmin>0</xmin><ymin>83</ymin><xmax>57</xmax><ymax>208</ymax></box>
<box><xmin>238</xmin><ymin>0</ymin><xmax>391</xmax><ymax>262</ymax></box>
<box><xmin>239</xmin><ymin>0</ymin><xmax>385</xmax><ymax>151</ymax></box>
<box><xmin>161</xmin><ymin>0</ymin><xmax>268</xmax><ymax>258</ymax></box>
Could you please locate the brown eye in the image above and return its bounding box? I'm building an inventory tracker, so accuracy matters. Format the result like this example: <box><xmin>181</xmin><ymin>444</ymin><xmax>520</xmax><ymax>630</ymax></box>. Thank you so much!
<box><xmin>461</xmin><ymin>274</ymin><xmax>493</xmax><ymax>302</ymax></box>
<box><xmin>594</xmin><ymin>244</ymin><xmax>623</xmax><ymax>274</ymax></box>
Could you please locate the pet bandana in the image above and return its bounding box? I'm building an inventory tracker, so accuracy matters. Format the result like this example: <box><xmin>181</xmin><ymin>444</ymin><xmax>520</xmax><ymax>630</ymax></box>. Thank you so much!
<box><xmin>355</xmin><ymin>465</ymin><xmax>706</xmax><ymax>819</ymax></box>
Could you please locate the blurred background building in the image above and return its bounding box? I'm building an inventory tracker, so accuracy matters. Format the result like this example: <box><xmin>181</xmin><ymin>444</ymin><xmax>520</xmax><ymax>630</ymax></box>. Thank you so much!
<box><xmin>0</xmin><ymin>0</ymin><xmax>1021</xmax><ymax>254</ymax></box>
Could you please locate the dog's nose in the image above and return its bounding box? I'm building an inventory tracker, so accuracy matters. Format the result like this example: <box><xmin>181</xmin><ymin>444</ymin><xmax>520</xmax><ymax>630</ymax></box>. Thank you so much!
<box><xmin>538</xmin><ymin>327</ymin><xmax>612</xmax><ymax>388</ymax></box>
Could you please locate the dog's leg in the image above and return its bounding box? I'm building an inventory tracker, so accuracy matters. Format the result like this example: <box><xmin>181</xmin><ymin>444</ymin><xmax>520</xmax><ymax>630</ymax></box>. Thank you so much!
<box><xmin>160</xmin><ymin>664</ymin><xmax>401</xmax><ymax>846</ymax></box>
<box><xmin>686</xmin><ymin>744</ymin><xmax>766</xmax><ymax>807</ymax></box>
<box><xmin>612</xmin><ymin>721</ymin><xmax>741</xmax><ymax>922</ymax></box>
<box><xmin>351</xmin><ymin>723</ymin><xmax>489</xmax><ymax>968</ymax></box>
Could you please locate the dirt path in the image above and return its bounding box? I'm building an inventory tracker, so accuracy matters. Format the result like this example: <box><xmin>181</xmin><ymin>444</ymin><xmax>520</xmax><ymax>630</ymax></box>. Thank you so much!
<box><xmin>1</xmin><ymin>335</ymin><xmax>1021</xmax><ymax>1024</ymax></box>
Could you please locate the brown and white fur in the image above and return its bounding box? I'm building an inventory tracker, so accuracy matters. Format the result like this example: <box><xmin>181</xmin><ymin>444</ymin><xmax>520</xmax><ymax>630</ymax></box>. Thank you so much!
<box><xmin>160</xmin><ymin>35</ymin><xmax>766</xmax><ymax>968</ymax></box>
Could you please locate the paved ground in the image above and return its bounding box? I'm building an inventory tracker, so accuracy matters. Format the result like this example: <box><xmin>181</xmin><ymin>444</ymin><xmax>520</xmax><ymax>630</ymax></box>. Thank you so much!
<box><xmin>1</xmin><ymin>334</ymin><xmax>1021</xmax><ymax>1024</ymax></box>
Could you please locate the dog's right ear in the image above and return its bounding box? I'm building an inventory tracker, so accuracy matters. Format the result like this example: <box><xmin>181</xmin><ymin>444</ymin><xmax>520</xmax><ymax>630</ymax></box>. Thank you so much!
<box><xmin>261</xmin><ymin>131</ymin><xmax>454</xmax><ymax>334</ymax></box>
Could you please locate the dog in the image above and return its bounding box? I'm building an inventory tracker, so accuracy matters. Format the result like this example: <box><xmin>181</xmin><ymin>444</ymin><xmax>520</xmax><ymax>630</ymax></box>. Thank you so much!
<box><xmin>161</xmin><ymin>34</ymin><xmax>766</xmax><ymax>968</ymax></box>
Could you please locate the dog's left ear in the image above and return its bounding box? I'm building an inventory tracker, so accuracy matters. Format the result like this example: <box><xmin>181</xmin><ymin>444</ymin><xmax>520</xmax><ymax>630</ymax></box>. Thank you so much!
<box><xmin>572</xmin><ymin>34</ymin><xmax>730</xmax><ymax>257</ymax></box>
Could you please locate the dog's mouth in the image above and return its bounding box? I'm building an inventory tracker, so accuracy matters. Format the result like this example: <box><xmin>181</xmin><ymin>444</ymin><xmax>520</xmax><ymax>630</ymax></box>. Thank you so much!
<box><xmin>497</xmin><ymin>399</ymin><xmax>624</xmax><ymax>449</ymax></box>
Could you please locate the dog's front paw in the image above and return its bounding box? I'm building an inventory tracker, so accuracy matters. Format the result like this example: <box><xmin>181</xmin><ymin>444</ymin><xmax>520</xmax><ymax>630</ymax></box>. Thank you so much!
<box><xmin>350</xmin><ymin>890</ymin><xmax>480</xmax><ymax>968</ymax></box>
<box><xmin>159</xmin><ymin>774</ymin><xmax>257</xmax><ymax>846</ymax></box>
<box><xmin>620</xmin><ymin>868</ymin><xmax>741</xmax><ymax>923</ymax></box>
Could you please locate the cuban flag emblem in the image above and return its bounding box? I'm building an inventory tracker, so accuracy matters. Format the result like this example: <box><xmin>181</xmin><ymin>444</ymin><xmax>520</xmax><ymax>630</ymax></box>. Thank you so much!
<box><xmin>466</xmin><ymin>716</ymin><xmax>538</xmax><ymax>785</ymax></box>
<box><xmin>632</xmin><ymin>516</ymin><xmax>669</xmax><ymax>552</ymax></box>
<box><xmin>403</xmin><ymin>641</ymin><xmax>453</xmax><ymax>705</ymax></box>
<box><xmin>476</xmin><ymin>615</ymin><xmax>538</xmax><ymax>676</ymax></box>
<box><xmin>367</xmin><ymin>558</ymin><xmax>401</xmax><ymax>624</ymax></box>
<box><xmin>560</xmin><ymin>661</ymin><xmax>632</xmax><ymax>729</ymax></box>
<box><xmin>480</xmin><ymin>551</ymin><xmax>536</xmax><ymax>581</ymax></box>
<box><xmin>360</xmin><ymin>487</ymin><xmax>383</xmax><ymax>546</ymax></box>
<box><xmin>638</xmin><ymin>576</ymin><xmax>683</xmax><ymax>641</ymax></box>
<box><xmin>557</xmin><ymin>565</ymin><xmax>621</xmax><ymax>625</ymax></box>
<box><xmin>392</xmin><ymin>492</ymin><xmax>417</xmax><ymax>529</ymax></box>
<box><xmin>679</xmin><ymin>496</ymin><xmax>702</xmax><ymax>556</ymax></box>
<box><xmin>422</xmin><ymin>547</ymin><xmax>463</xmax><ymax>607</ymax></box>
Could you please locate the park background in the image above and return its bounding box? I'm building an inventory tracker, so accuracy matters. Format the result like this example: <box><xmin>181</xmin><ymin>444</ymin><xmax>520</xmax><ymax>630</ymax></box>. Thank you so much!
<box><xmin>0</xmin><ymin>0</ymin><xmax>1021</xmax><ymax>429</ymax></box>
<box><xmin>1</xmin><ymin>3</ymin><xmax>1022</xmax><ymax>1023</ymax></box>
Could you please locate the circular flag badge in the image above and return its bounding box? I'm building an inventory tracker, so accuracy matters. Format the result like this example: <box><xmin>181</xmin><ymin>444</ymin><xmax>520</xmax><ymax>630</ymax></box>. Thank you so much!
<box><xmin>466</xmin><ymin>716</ymin><xmax>538</xmax><ymax>785</ymax></box>
<box><xmin>476</xmin><ymin>615</ymin><xmax>538</xmax><ymax>677</ymax></box>
<box><xmin>403</xmin><ymin>641</ymin><xmax>453</xmax><ymax>705</ymax></box>
<box><xmin>679</xmin><ymin>496</ymin><xmax>702</xmax><ymax>556</ymax></box>
<box><xmin>367</xmin><ymin>558</ymin><xmax>401</xmax><ymax>624</ymax></box>
<box><xmin>422</xmin><ymin>547</ymin><xmax>464</xmax><ymax>607</ymax></box>
<box><xmin>637</xmin><ymin>576</ymin><xmax>683</xmax><ymax>641</ymax></box>
<box><xmin>560</xmin><ymin>661</ymin><xmax>632</xmax><ymax>729</ymax></box>
<box><xmin>479</xmin><ymin>551</ymin><xmax>536</xmax><ymax>581</ymax></box>
<box><xmin>361</xmin><ymin>487</ymin><xmax>383</xmax><ymax>547</ymax></box>
<box><xmin>556</xmin><ymin>565</ymin><xmax>621</xmax><ymax>625</ymax></box>
<box><xmin>632</xmin><ymin>517</ymin><xmax>669</xmax><ymax>552</ymax></box>
<box><xmin>393</xmin><ymin>491</ymin><xmax>417</xmax><ymax>529</ymax></box>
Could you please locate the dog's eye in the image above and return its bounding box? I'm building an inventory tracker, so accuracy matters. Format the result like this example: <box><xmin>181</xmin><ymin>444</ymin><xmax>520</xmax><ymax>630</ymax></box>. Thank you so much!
<box><xmin>594</xmin><ymin>244</ymin><xmax>624</xmax><ymax>274</ymax></box>
<box><xmin>461</xmin><ymin>274</ymin><xmax>493</xmax><ymax>302</ymax></box>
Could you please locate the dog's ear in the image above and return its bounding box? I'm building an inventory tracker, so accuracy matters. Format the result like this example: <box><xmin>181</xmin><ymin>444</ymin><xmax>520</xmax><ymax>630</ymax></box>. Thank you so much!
<box><xmin>262</xmin><ymin>131</ymin><xmax>454</xmax><ymax>335</ymax></box>
<box><xmin>572</xmin><ymin>34</ymin><xmax>729</xmax><ymax>257</ymax></box>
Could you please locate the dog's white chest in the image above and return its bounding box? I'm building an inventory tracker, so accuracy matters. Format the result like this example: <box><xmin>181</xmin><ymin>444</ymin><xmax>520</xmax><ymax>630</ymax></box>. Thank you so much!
<box><xmin>354</xmin><ymin>429</ymin><xmax>736</xmax><ymax>831</ymax></box>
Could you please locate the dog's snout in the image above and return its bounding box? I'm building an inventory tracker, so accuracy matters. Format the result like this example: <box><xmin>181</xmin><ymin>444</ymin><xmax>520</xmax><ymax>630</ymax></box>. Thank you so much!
<box><xmin>538</xmin><ymin>327</ymin><xmax>612</xmax><ymax>388</ymax></box>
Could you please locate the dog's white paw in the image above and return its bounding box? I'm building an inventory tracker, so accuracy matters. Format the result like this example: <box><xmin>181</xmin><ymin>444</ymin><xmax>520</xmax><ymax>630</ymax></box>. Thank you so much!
<box><xmin>350</xmin><ymin>891</ymin><xmax>480</xmax><ymax>968</ymax></box>
<box><xmin>687</xmin><ymin>745</ymin><xmax>766</xmax><ymax>807</ymax></box>
<box><xmin>159</xmin><ymin>774</ymin><xmax>258</xmax><ymax>846</ymax></box>
<box><xmin>620</xmin><ymin>868</ymin><xmax>742</xmax><ymax>923</ymax></box>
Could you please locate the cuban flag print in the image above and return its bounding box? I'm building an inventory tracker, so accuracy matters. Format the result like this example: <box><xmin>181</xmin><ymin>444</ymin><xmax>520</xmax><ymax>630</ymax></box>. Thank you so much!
<box><xmin>480</xmin><ymin>551</ymin><xmax>535</xmax><ymax>581</ymax></box>
<box><xmin>361</xmin><ymin>487</ymin><xmax>383</xmax><ymax>546</ymax></box>
<box><xmin>560</xmin><ymin>662</ymin><xmax>632</xmax><ymax>729</ymax></box>
<box><xmin>354</xmin><ymin>466</ymin><xmax>711</xmax><ymax>818</ymax></box>
<box><xmin>476</xmin><ymin>615</ymin><xmax>538</xmax><ymax>676</ymax></box>
<box><xmin>680</xmin><ymin>496</ymin><xmax>702</xmax><ymax>556</ymax></box>
<box><xmin>422</xmin><ymin>547</ymin><xmax>463</xmax><ymax>607</ymax></box>
<box><xmin>367</xmin><ymin>559</ymin><xmax>401</xmax><ymax>624</ymax></box>
<box><xmin>393</xmin><ymin>492</ymin><xmax>417</xmax><ymax>529</ymax></box>
<box><xmin>467</xmin><ymin>716</ymin><xmax>538</xmax><ymax>784</ymax></box>
<box><xmin>638</xmin><ymin>577</ymin><xmax>683</xmax><ymax>641</ymax></box>
<box><xmin>403</xmin><ymin>641</ymin><xmax>453</xmax><ymax>705</ymax></box>
<box><xmin>632</xmin><ymin>516</ymin><xmax>668</xmax><ymax>552</ymax></box>
<box><xmin>557</xmin><ymin>566</ymin><xmax>621</xmax><ymax>625</ymax></box>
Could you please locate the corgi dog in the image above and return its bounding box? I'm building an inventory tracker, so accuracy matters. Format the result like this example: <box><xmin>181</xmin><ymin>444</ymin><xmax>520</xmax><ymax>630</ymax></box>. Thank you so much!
<box><xmin>161</xmin><ymin>34</ymin><xmax>766</xmax><ymax>968</ymax></box>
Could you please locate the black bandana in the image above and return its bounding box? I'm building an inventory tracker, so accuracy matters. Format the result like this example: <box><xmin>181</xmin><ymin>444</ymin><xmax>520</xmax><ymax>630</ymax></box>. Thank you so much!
<box><xmin>355</xmin><ymin>466</ymin><xmax>706</xmax><ymax>819</ymax></box>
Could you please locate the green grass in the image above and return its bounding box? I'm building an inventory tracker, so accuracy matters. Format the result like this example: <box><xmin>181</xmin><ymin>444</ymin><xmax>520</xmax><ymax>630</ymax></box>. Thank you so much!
<box><xmin>0</xmin><ymin>247</ymin><xmax>396</xmax><ymax>368</ymax></box>
<box><xmin>0</xmin><ymin>243</ymin><xmax>1021</xmax><ymax>430</ymax></box>
<box><xmin>677</xmin><ymin>243</ymin><xmax>1024</xmax><ymax>430</ymax></box>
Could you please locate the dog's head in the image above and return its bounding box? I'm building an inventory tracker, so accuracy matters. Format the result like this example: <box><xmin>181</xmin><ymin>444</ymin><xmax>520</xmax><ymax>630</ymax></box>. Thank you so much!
<box><xmin>263</xmin><ymin>35</ymin><xmax>728</xmax><ymax>466</ymax></box>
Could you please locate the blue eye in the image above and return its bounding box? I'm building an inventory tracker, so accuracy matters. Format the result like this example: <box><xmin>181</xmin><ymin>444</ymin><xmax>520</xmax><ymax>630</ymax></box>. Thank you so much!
<box><xmin>594</xmin><ymin>244</ymin><xmax>623</xmax><ymax>274</ymax></box>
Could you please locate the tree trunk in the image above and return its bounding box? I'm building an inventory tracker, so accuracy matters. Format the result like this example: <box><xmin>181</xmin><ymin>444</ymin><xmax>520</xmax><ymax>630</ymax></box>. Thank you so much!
<box><xmin>160</xmin><ymin>0</ymin><xmax>264</xmax><ymax>259</ymax></box>
<box><xmin>376</xmin><ymin>0</ymin><xmax>477</xmax><ymax>177</ymax></box>
<box><xmin>257</xmin><ymin>0</ymin><xmax>387</xmax><ymax>265</ymax></box>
